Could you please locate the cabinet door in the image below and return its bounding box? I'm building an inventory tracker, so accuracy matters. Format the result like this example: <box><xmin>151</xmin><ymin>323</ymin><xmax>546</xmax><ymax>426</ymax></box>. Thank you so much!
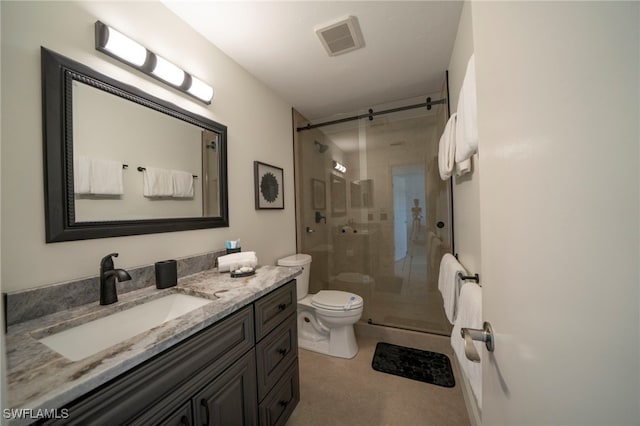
<box><xmin>194</xmin><ymin>350</ymin><xmax>258</xmax><ymax>426</ymax></box>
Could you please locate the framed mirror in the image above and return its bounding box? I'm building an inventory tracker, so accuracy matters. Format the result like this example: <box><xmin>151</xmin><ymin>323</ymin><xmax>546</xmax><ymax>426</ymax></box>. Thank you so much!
<box><xmin>41</xmin><ymin>47</ymin><xmax>228</xmax><ymax>242</ymax></box>
<box><xmin>350</xmin><ymin>179</ymin><xmax>373</xmax><ymax>208</ymax></box>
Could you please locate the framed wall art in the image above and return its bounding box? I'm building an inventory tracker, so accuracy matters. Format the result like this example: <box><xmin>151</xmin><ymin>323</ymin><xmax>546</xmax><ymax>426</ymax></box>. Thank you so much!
<box><xmin>254</xmin><ymin>161</ymin><xmax>284</xmax><ymax>209</ymax></box>
<box><xmin>312</xmin><ymin>178</ymin><xmax>326</xmax><ymax>210</ymax></box>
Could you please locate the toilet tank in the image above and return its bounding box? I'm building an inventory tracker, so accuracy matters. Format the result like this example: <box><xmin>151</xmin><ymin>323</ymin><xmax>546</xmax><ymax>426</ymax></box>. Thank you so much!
<box><xmin>277</xmin><ymin>254</ymin><xmax>312</xmax><ymax>300</ymax></box>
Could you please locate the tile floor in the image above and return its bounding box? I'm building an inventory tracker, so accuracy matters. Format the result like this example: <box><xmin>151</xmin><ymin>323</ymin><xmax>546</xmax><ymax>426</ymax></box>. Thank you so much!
<box><xmin>286</xmin><ymin>323</ymin><xmax>471</xmax><ymax>426</ymax></box>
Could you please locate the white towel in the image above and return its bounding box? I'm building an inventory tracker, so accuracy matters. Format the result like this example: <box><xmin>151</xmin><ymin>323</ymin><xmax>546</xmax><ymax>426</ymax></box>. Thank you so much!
<box><xmin>438</xmin><ymin>112</ymin><xmax>457</xmax><ymax>180</ymax></box>
<box><xmin>143</xmin><ymin>167</ymin><xmax>174</xmax><ymax>197</ymax></box>
<box><xmin>73</xmin><ymin>155</ymin><xmax>91</xmax><ymax>194</ymax></box>
<box><xmin>451</xmin><ymin>282</ymin><xmax>483</xmax><ymax>409</ymax></box>
<box><xmin>172</xmin><ymin>170</ymin><xmax>194</xmax><ymax>198</ymax></box>
<box><xmin>438</xmin><ymin>253</ymin><xmax>467</xmax><ymax>324</ymax></box>
<box><xmin>455</xmin><ymin>157</ymin><xmax>472</xmax><ymax>177</ymax></box>
<box><xmin>217</xmin><ymin>251</ymin><xmax>258</xmax><ymax>272</ymax></box>
<box><xmin>455</xmin><ymin>54</ymin><xmax>479</xmax><ymax>163</ymax></box>
<box><xmin>89</xmin><ymin>159</ymin><xmax>124</xmax><ymax>195</ymax></box>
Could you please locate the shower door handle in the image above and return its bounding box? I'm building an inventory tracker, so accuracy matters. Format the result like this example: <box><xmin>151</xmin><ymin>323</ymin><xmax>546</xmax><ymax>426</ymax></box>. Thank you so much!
<box><xmin>461</xmin><ymin>322</ymin><xmax>494</xmax><ymax>363</ymax></box>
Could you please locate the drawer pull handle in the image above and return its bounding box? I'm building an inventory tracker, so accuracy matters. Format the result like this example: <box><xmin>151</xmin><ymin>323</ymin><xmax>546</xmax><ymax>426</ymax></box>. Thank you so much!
<box><xmin>180</xmin><ymin>415</ymin><xmax>190</xmax><ymax>426</ymax></box>
<box><xmin>200</xmin><ymin>399</ymin><xmax>210</xmax><ymax>425</ymax></box>
<box><xmin>278</xmin><ymin>399</ymin><xmax>289</xmax><ymax>408</ymax></box>
<box><xmin>277</xmin><ymin>348</ymin><xmax>287</xmax><ymax>356</ymax></box>
<box><xmin>277</xmin><ymin>303</ymin><xmax>287</xmax><ymax>311</ymax></box>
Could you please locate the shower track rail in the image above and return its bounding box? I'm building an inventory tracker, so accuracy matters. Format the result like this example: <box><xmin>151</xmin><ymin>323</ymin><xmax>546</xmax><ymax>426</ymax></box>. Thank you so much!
<box><xmin>366</xmin><ymin>318</ymin><xmax>451</xmax><ymax>337</ymax></box>
<box><xmin>296</xmin><ymin>97</ymin><xmax>446</xmax><ymax>132</ymax></box>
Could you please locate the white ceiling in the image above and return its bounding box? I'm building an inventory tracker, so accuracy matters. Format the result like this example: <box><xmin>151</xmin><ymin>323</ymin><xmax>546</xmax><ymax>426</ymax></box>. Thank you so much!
<box><xmin>162</xmin><ymin>1</ymin><xmax>463</xmax><ymax>121</ymax></box>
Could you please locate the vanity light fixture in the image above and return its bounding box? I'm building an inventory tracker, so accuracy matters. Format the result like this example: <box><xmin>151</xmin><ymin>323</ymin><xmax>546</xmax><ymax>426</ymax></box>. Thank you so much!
<box><xmin>94</xmin><ymin>21</ymin><xmax>214</xmax><ymax>104</ymax></box>
<box><xmin>333</xmin><ymin>161</ymin><xmax>347</xmax><ymax>173</ymax></box>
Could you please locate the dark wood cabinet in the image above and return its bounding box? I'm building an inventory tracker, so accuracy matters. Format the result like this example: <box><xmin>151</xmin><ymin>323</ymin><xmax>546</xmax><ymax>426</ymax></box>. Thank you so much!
<box><xmin>258</xmin><ymin>362</ymin><xmax>300</xmax><ymax>426</ymax></box>
<box><xmin>157</xmin><ymin>401</ymin><xmax>193</xmax><ymax>426</ymax></box>
<box><xmin>194</xmin><ymin>350</ymin><xmax>257</xmax><ymax>426</ymax></box>
<box><xmin>254</xmin><ymin>282</ymin><xmax>299</xmax><ymax>426</ymax></box>
<box><xmin>254</xmin><ymin>282</ymin><xmax>297</xmax><ymax>341</ymax></box>
<box><xmin>41</xmin><ymin>280</ymin><xmax>299</xmax><ymax>426</ymax></box>
<box><xmin>255</xmin><ymin>313</ymin><xmax>297</xmax><ymax>401</ymax></box>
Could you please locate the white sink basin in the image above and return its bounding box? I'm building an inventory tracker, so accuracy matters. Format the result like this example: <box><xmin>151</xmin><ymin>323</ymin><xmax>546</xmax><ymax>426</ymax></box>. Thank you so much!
<box><xmin>38</xmin><ymin>293</ymin><xmax>213</xmax><ymax>361</ymax></box>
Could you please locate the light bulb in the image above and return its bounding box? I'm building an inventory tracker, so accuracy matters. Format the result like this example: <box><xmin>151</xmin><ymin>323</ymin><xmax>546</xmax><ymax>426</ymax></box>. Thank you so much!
<box><xmin>187</xmin><ymin>76</ymin><xmax>214</xmax><ymax>102</ymax></box>
<box><xmin>103</xmin><ymin>27</ymin><xmax>147</xmax><ymax>66</ymax></box>
<box><xmin>152</xmin><ymin>55</ymin><xmax>186</xmax><ymax>86</ymax></box>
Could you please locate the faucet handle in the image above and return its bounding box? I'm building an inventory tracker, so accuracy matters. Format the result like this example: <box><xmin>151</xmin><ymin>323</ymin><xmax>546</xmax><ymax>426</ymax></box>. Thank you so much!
<box><xmin>100</xmin><ymin>253</ymin><xmax>119</xmax><ymax>270</ymax></box>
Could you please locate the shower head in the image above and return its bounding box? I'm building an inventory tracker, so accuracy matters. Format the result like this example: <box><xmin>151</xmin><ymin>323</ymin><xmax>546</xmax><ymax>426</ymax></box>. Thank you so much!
<box><xmin>314</xmin><ymin>140</ymin><xmax>329</xmax><ymax>153</ymax></box>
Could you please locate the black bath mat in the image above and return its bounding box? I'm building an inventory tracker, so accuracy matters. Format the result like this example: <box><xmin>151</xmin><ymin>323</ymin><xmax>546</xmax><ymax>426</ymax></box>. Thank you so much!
<box><xmin>371</xmin><ymin>342</ymin><xmax>455</xmax><ymax>387</ymax></box>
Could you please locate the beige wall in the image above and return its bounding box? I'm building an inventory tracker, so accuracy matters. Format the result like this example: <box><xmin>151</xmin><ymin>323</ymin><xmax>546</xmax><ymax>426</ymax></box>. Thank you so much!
<box><xmin>447</xmin><ymin>1</ymin><xmax>481</xmax><ymax>276</ymax></box>
<box><xmin>0</xmin><ymin>1</ymin><xmax>5</xmax><ymax>414</ymax></box>
<box><xmin>0</xmin><ymin>1</ymin><xmax>295</xmax><ymax>292</ymax></box>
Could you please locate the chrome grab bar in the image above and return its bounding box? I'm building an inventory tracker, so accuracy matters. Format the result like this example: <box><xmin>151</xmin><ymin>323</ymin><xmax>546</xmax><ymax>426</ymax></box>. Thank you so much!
<box><xmin>461</xmin><ymin>321</ymin><xmax>494</xmax><ymax>363</ymax></box>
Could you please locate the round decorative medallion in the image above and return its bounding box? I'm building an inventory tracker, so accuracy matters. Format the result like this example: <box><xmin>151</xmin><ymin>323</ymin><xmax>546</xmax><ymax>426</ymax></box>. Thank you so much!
<box><xmin>260</xmin><ymin>172</ymin><xmax>279</xmax><ymax>203</ymax></box>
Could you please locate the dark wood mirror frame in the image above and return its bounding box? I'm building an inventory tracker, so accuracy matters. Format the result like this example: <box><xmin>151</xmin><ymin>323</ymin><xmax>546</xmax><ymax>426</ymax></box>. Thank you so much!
<box><xmin>41</xmin><ymin>47</ymin><xmax>229</xmax><ymax>242</ymax></box>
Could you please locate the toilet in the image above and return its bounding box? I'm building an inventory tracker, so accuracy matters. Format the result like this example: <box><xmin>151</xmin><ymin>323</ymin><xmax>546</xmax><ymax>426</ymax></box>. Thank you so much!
<box><xmin>277</xmin><ymin>253</ymin><xmax>363</xmax><ymax>359</ymax></box>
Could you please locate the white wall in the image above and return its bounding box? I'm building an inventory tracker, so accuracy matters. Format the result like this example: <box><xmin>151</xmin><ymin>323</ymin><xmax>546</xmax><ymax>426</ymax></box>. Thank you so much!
<box><xmin>447</xmin><ymin>1</ymin><xmax>481</xmax><ymax>275</ymax></box>
<box><xmin>472</xmin><ymin>1</ymin><xmax>639</xmax><ymax>423</ymax></box>
<box><xmin>0</xmin><ymin>1</ymin><xmax>296</xmax><ymax>292</ymax></box>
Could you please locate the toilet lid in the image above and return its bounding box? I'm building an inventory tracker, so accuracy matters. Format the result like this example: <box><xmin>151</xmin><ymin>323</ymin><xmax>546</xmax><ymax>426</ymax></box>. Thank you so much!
<box><xmin>311</xmin><ymin>290</ymin><xmax>363</xmax><ymax>311</ymax></box>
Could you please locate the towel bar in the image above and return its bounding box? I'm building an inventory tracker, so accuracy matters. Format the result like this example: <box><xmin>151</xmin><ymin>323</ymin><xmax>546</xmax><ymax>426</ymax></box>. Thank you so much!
<box><xmin>458</xmin><ymin>272</ymin><xmax>480</xmax><ymax>284</ymax></box>
<box><xmin>137</xmin><ymin>167</ymin><xmax>198</xmax><ymax>179</ymax></box>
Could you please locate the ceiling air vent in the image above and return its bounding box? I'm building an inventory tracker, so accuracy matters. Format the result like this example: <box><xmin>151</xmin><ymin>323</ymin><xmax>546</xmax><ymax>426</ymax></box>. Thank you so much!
<box><xmin>315</xmin><ymin>16</ymin><xmax>364</xmax><ymax>57</ymax></box>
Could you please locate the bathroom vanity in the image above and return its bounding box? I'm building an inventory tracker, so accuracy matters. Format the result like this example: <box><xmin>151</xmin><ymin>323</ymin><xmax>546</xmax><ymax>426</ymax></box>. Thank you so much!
<box><xmin>5</xmin><ymin>266</ymin><xmax>300</xmax><ymax>426</ymax></box>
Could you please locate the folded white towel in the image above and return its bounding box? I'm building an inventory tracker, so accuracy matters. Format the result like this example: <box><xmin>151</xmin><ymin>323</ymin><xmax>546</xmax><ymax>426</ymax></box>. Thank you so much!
<box><xmin>456</xmin><ymin>157</ymin><xmax>472</xmax><ymax>177</ymax></box>
<box><xmin>89</xmin><ymin>159</ymin><xmax>124</xmax><ymax>195</ymax></box>
<box><xmin>74</xmin><ymin>155</ymin><xmax>91</xmax><ymax>194</ymax></box>
<box><xmin>455</xmin><ymin>54</ymin><xmax>479</xmax><ymax>163</ymax></box>
<box><xmin>172</xmin><ymin>170</ymin><xmax>194</xmax><ymax>198</ymax></box>
<box><xmin>438</xmin><ymin>253</ymin><xmax>467</xmax><ymax>324</ymax></box>
<box><xmin>438</xmin><ymin>112</ymin><xmax>457</xmax><ymax>180</ymax></box>
<box><xmin>217</xmin><ymin>251</ymin><xmax>258</xmax><ymax>272</ymax></box>
<box><xmin>143</xmin><ymin>167</ymin><xmax>174</xmax><ymax>197</ymax></box>
<box><xmin>451</xmin><ymin>282</ymin><xmax>483</xmax><ymax>409</ymax></box>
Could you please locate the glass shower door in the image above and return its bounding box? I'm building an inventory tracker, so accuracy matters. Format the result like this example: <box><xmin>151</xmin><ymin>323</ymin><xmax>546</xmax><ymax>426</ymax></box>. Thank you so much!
<box><xmin>294</xmin><ymin>93</ymin><xmax>452</xmax><ymax>335</ymax></box>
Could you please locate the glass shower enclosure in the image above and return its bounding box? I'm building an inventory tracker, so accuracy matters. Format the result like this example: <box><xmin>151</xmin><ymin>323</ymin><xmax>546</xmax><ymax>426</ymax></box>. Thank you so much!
<box><xmin>294</xmin><ymin>92</ymin><xmax>453</xmax><ymax>335</ymax></box>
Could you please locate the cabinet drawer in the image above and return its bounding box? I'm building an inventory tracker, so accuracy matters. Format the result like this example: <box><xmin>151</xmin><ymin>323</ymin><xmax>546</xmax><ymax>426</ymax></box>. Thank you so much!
<box><xmin>158</xmin><ymin>401</ymin><xmax>193</xmax><ymax>426</ymax></box>
<box><xmin>255</xmin><ymin>312</ymin><xmax>297</xmax><ymax>401</ymax></box>
<box><xmin>254</xmin><ymin>280</ymin><xmax>297</xmax><ymax>341</ymax></box>
<box><xmin>258</xmin><ymin>360</ymin><xmax>299</xmax><ymax>426</ymax></box>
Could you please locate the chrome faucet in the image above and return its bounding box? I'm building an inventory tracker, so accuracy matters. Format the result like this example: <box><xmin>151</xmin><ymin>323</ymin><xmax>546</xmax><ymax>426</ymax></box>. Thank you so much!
<box><xmin>100</xmin><ymin>253</ymin><xmax>131</xmax><ymax>305</ymax></box>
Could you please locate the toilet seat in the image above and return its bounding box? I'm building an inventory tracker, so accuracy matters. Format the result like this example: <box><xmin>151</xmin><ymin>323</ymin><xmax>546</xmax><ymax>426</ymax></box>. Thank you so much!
<box><xmin>311</xmin><ymin>290</ymin><xmax>363</xmax><ymax>311</ymax></box>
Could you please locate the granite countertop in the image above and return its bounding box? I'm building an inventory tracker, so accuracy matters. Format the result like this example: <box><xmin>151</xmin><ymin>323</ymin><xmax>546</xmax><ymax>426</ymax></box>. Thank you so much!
<box><xmin>5</xmin><ymin>265</ymin><xmax>301</xmax><ymax>417</ymax></box>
